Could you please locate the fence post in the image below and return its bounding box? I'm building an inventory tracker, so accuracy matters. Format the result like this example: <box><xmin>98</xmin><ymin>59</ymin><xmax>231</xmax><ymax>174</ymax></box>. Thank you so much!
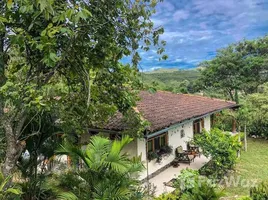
<box><xmin>244</xmin><ymin>125</ymin><xmax>247</xmax><ymax>152</ymax></box>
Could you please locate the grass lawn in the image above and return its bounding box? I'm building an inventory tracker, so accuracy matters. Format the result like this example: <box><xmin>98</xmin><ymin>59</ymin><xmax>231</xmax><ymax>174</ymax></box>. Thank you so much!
<box><xmin>224</xmin><ymin>138</ymin><xmax>268</xmax><ymax>198</ymax></box>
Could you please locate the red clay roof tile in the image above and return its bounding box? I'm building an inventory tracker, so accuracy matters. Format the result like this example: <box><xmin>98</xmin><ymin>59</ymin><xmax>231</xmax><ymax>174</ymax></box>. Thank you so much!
<box><xmin>105</xmin><ymin>91</ymin><xmax>237</xmax><ymax>132</ymax></box>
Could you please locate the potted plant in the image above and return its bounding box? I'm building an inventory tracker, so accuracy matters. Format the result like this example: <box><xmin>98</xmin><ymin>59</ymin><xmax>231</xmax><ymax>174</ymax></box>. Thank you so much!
<box><xmin>147</xmin><ymin>151</ymin><xmax>158</xmax><ymax>162</ymax></box>
<box><xmin>159</xmin><ymin>145</ymin><xmax>173</xmax><ymax>156</ymax></box>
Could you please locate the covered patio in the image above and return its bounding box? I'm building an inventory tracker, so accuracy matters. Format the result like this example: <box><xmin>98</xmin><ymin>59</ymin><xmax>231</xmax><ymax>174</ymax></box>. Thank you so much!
<box><xmin>143</xmin><ymin>155</ymin><xmax>209</xmax><ymax>197</ymax></box>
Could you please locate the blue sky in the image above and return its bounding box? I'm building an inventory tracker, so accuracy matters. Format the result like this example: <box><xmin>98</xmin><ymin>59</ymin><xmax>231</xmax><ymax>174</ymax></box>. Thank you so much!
<box><xmin>132</xmin><ymin>0</ymin><xmax>268</xmax><ymax>71</ymax></box>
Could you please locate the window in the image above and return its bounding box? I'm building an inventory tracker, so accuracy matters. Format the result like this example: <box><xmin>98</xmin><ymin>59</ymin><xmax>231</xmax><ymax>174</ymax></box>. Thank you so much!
<box><xmin>147</xmin><ymin>133</ymin><xmax>168</xmax><ymax>152</ymax></box>
<box><xmin>193</xmin><ymin>118</ymin><xmax>204</xmax><ymax>134</ymax></box>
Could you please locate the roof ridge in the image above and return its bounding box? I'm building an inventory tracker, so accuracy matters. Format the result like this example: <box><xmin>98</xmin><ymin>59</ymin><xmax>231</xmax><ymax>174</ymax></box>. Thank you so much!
<box><xmin>181</xmin><ymin>93</ymin><xmax>236</xmax><ymax>104</ymax></box>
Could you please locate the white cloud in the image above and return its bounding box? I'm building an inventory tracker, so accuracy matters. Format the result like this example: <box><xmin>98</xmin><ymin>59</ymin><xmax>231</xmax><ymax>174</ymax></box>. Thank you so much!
<box><xmin>173</xmin><ymin>10</ymin><xmax>189</xmax><ymax>22</ymax></box>
<box><xmin>175</xmin><ymin>58</ymin><xmax>183</xmax><ymax>62</ymax></box>
<box><xmin>142</xmin><ymin>66</ymin><xmax>162</xmax><ymax>72</ymax></box>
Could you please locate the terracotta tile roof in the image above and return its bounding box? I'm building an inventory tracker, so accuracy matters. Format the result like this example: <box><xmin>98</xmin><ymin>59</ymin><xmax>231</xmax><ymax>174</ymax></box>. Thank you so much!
<box><xmin>105</xmin><ymin>91</ymin><xmax>237</xmax><ymax>132</ymax></box>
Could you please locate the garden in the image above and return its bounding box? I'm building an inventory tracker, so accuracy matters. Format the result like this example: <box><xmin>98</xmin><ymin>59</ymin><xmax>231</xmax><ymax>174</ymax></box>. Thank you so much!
<box><xmin>155</xmin><ymin>131</ymin><xmax>268</xmax><ymax>200</ymax></box>
<box><xmin>0</xmin><ymin>0</ymin><xmax>268</xmax><ymax>200</ymax></box>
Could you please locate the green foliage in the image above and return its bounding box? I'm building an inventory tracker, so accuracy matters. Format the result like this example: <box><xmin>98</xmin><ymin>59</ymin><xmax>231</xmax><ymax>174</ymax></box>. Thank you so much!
<box><xmin>147</xmin><ymin>145</ymin><xmax>173</xmax><ymax>162</ymax></box>
<box><xmin>154</xmin><ymin>190</ymin><xmax>180</xmax><ymax>200</ymax></box>
<box><xmin>195</xmin><ymin>128</ymin><xmax>241</xmax><ymax>178</ymax></box>
<box><xmin>243</xmin><ymin>83</ymin><xmax>268</xmax><ymax>137</ymax></box>
<box><xmin>212</xmin><ymin>111</ymin><xmax>235</xmax><ymax>132</ymax></box>
<box><xmin>237</xmin><ymin>196</ymin><xmax>252</xmax><ymax>200</ymax></box>
<box><xmin>198</xmin><ymin>36</ymin><xmax>268</xmax><ymax>101</ymax></box>
<box><xmin>141</xmin><ymin>69</ymin><xmax>200</xmax><ymax>93</ymax></box>
<box><xmin>174</xmin><ymin>169</ymin><xmax>200</xmax><ymax>192</ymax></box>
<box><xmin>180</xmin><ymin>181</ymin><xmax>224</xmax><ymax>200</ymax></box>
<box><xmin>0</xmin><ymin>0</ymin><xmax>166</xmax><ymax>176</ymax></box>
<box><xmin>0</xmin><ymin>171</ymin><xmax>22</xmax><ymax>200</ymax></box>
<box><xmin>54</xmin><ymin>135</ymin><xmax>144</xmax><ymax>200</ymax></box>
<box><xmin>173</xmin><ymin>169</ymin><xmax>224</xmax><ymax>200</ymax></box>
<box><xmin>250</xmin><ymin>180</ymin><xmax>268</xmax><ymax>200</ymax></box>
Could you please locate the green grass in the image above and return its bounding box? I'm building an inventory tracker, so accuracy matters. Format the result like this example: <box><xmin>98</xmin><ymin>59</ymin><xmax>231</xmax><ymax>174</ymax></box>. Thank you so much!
<box><xmin>224</xmin><ymin>138</ymin><xmax>268</xmax><ymax>198</ymax></box>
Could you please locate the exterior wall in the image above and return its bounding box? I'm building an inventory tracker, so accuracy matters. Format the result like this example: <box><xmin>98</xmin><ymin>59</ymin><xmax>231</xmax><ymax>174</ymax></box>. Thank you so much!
<box><xmin>122</xmin><ymin>139</ymin><xmax>138</xmax><ymax>158</ymax></box>
<box><xmin>169</xmin><ymin>121</ymin><xmax>193</xmax><ymax>150</ymax></box>
<box><xmin>138</xmin><ymin>121</ymin><xmax>194</xmax><ymax>180</ymax></box>
<box><xmin>138</xmin><ymin>115</ymin><xmax>212</xmax><ymax>180</ymax></box>
<box><xmin>204</xmin><ymin>115</ymin><xmax>211</xmax><ymax>131</ymax></box>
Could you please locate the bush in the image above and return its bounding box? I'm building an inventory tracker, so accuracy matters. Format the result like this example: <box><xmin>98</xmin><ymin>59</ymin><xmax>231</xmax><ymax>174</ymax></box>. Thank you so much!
<box><xmin>180</xmin><ymin>181</ymin><xmax>224</xmax><ymax>200</ymax></box>
<box><xmin>174</xmin><ymin>169</ymin><xmax>200</xmax><ymax>192</ymax></box>
<box><xmin>154</xmin><ymin>190</ymin><xmax>180</xmax><ymax>200</ymax></box>
<box><xmin>212</xmin><ymin>111</ymin><xmax>234</xmax><ymax>132</ymax></box>
<box><xmin>237</xmin><ymin>196</ymin><xmax>252</xmax><ymax>200</ymax></box>
<box><xmin>173</xmin><ymin>169</ymin><xmax>224</xmax><ymax>200</ymax></box>
<box><xmin>250</xmin><ymin>180</ymin><xmax>268</xmax><ymax>200</ymax></box>
<box><xmin>194</xmin><ymin>128</ymin><xmax>241</xmax><ymax>178</ymax></box>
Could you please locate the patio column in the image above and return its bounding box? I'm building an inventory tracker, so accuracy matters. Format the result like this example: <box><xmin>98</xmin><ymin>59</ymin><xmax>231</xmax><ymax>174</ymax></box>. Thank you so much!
<box><xmin>232</xmin><ymin>118</ymin><xmax>237</xmax><ymax>133</ymax></box>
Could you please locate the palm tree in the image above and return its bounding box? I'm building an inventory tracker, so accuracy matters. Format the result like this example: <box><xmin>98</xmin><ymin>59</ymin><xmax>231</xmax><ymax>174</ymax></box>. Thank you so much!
<box><xmin>55</xmin><ymin>135</ymin><xmax>144</xmax><ymax>200</ymax></box>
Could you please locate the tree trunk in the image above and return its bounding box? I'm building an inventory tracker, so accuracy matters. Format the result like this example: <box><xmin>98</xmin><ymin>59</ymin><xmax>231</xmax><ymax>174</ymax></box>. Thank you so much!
<box><xmin>228</xmin><ymin>89</ymin><xmax>235</xmax><ymax>102</ymax></box>
<box><xmin>1</xmin><ymin>120</ymin><xmax>25</xmax><ymax>177</ymax></box>
<box><xmin>0</xmin><ymin>33</ymin><xmax>25</xmax><ymax>177</ymax></box>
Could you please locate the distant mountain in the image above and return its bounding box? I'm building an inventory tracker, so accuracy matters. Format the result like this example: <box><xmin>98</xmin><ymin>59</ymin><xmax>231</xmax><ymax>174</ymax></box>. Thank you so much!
<box><xmin>140</xmin><ymin>68</ymin><xmax>201</xmax><ymax>93</ymax></box>
<box><xmin>141</xmin><ymin>68</ymin><xmax>200</xmax><ymax>84</ymax></box>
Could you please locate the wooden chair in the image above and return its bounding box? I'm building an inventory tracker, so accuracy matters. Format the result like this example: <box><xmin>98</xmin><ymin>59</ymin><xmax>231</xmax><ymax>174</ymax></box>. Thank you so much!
<box><xmin>187</xmin><ymin>143</ymin><xmax>201</xmax><ymax>158</ymax></box>
<box><xmin>175</xmin><ymin>146</ymin><xmax>194</xmax><ymax>165</ymax></box>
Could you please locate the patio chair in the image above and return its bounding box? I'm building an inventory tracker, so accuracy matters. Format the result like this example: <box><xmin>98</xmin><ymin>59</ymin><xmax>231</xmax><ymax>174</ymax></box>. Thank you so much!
<box><xmin>175</xmin><ymin>146</ymin><xmax>194</xmax><ymax>165</ymax></box>
<box><xmin>187</xmin><ymin>142</ymin><xmax>201</xmax><ymax>158</ymax></box>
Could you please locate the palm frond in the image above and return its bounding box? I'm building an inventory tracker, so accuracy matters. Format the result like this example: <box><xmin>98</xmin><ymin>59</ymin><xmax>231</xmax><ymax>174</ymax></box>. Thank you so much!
<box><xmin>56</xmin><ymin>191</ymin><xmax>78</xmax><ymax>200</ymax></box>
<box><xmin>56</xmin><ymin>142</ymin><xmax>87</xmax><ymax>167</ymax></box>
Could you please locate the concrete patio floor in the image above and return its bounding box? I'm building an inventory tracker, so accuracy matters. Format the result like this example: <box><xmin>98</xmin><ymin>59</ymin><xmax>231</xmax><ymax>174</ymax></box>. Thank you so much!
<box><xmin>144</xmin><ymin>155</ymin><xmax>210</xmax><ymax>197</ymax></box>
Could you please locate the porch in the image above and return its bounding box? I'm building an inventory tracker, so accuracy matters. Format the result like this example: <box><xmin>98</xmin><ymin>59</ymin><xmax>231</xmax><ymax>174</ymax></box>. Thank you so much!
<box><xmin>143</xmin><ymin>155</ymin><xmax>209</xmax><ymax>197</ymax></box>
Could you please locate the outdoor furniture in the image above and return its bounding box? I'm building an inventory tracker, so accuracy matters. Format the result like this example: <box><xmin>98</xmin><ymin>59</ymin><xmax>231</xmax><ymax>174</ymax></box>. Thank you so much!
<box><xmin>175</xmin><ymin>146</ymin><xmax>194</xmax><ymax>165</ymax></box>
<box><xmin>171</xmin><ymin>158</ymin><xmax>180</xmax><ymax>167</ymax></box>
<box><xmin>187</xmin><ymin>142</ymin><xmax>201</xmax><ymax>158</ymax></box>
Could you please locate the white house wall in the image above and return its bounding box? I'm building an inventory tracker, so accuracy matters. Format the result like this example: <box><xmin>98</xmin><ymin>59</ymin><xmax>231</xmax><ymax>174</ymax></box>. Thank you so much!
<box><xmin>138</xmin><ymin>115</ymin><xmax>212</xmax><ymax>180</ymax></box>
<box><xmin>204</xmin><ymin>115</ymin><xmax>211</xmax><ymax>131</ymax></box>
<box><xmin>168</xmin><ymin>121</ymin><xmax>193</xmax><ymax>150</ymax></box>
<box><xmin>122</xmin><ymin>139</ymin><xmax>138</xmax><ymax>158</ymax></box>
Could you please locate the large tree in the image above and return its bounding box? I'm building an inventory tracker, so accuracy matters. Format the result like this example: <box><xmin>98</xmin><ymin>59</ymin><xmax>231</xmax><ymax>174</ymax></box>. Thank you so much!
<box><xmin>0</xmin><ymin>0</ymin><xmax>165</xmax><ymax>177</ymax></box>
<box><xmin>198</xmin><ymin>36</ymin><xmax>268</xmax><ymax>101</ymax></box>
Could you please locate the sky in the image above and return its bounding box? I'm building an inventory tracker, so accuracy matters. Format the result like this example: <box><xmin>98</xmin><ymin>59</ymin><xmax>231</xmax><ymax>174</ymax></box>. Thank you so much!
<box><xmin>132</xmin><ymin>0</ymin><xmax>268</xmax><ymax>71</ymax></box>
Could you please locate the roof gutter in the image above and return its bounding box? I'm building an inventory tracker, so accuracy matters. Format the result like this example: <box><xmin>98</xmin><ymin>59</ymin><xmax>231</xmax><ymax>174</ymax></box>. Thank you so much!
<box><xmin>144</xmin><ymin>104</ymin><xmax>239</xmax><ymax>139</ymax></box>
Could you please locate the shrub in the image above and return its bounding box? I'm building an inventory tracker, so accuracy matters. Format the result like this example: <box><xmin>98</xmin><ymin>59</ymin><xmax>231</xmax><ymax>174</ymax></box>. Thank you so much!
<box><xmin>154</xmin><ymin>190</ymin><xmax>180</xmax><ymax>200</ymax></box>
<box><xmin>0</xmin><ymin>171</ymin><xmax>22</xmax><ymax>200</ymax></box>
<box><xmin>148</xmin><ymin>145</ymin><xmax>173</xmax><ymax>162</ymax></box>
<box><xmin>173</xmin><ymin>169</ymin><xmax>224</xmax><ymax>200</ymax></box>
<box><xmin>250</xmin><ymin>180</ymin><xmax>268</xmax><ymax>200</ymax></box>
<box><xmin>174</xmin><ymin>169</ymin><xmax>200</xmax><ymax>192</ymax></box>
<box><xmin>194</xmin><ymin>128</ymin><xmax>241</xmax><ymax>178</ymax></box>
<box><xmin>180</xmin><ymin>181</ymin><xmax>224</xmax><ymax>200</ymax></box>
<box><xmin>148</xmin><ymin>151</ymin><xmax>159</xmax><ymax>161</ymax></box>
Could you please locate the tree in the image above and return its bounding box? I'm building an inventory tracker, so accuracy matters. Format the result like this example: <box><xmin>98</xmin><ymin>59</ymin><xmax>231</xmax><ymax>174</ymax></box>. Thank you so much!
<box><xmin>198</xmin><ymin>36</ymin><xmax>268</xmax><ymax>101</ymax></box>
<box><xmin>54</xmin><ymin>135</ymin><xmax>144</xmax><ymax>200</ymax></box>
<box><xmin>194</xmin><ymin>128</ymin><xmax>241</xmax><ymax>178</ymax></box>
<box><xmin>0</xmin><ymin>0</ymin><xmax>166</xmax><ymax>177</ymax></box>
<box><xmin>242</xmin><ymin>83</ymin><xmax>268</xmax><ymax>137</ymax></box>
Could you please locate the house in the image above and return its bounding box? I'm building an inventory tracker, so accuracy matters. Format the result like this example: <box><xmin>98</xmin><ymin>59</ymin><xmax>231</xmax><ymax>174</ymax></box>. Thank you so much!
<box><xmin>81</xmin><ymin>91</ymin><xmax>238</xmax><ymax>180</ymax></box>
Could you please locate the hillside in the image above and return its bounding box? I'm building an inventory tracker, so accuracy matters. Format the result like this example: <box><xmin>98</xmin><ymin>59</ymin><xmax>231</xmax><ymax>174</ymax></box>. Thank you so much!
<box><xmin>141</xmin><ymin>68</ymin><xmax>200</xmax><ymax>93</ymax></box>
